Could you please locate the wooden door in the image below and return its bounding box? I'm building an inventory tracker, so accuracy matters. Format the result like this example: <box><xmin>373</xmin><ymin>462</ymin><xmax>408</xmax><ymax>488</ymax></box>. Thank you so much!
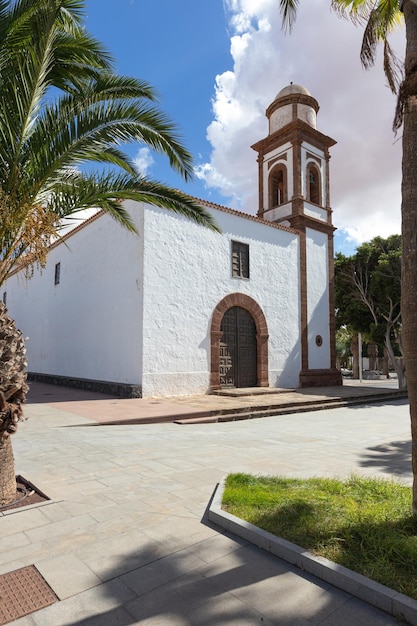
<box><xmin>219</xmin><ymin>307</ymin><xmax>257</xmax><ymax>387</ymax></box>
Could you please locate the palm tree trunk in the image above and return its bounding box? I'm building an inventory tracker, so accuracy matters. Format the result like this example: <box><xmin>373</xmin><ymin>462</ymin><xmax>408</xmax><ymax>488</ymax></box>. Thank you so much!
<box><xmin>400</xmin><ymin>0</ymin><xmax>417</xmax><ymax>515</ymax></box>
<box><xmin>0</xmin><ymin>437</ymin><xmax>16</xmax><ymax>506</ymax></box>
<box><xmin>0</xmin><ymin>303</ymin><xmax>28</xmax><ymax>506</ymax></box>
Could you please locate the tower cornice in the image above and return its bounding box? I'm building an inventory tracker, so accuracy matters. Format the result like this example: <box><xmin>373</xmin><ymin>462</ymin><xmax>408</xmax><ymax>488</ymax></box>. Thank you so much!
<box><xmin>251</xmin><ymin>119</ymin><xmax>336</xmax><ymax>157</ymax></box>
<box><xmin>266</xmin><ymin>92</ymin><xmax>319</xmax><ymax>120</ymax></box>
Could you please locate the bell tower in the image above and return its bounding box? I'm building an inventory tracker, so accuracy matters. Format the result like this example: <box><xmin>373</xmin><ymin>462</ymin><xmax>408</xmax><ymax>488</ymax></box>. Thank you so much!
<box><xmin>252</xmin><ymin>83</ymin><xmax>342</xmax><ymax>387</ymax></box>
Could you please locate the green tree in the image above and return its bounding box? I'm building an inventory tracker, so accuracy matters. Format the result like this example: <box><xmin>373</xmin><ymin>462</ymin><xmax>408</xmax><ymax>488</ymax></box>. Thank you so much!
<box><xmin>0</xmin><ymin>0</ymin><xmax>218</xmax><ymax>506</ymax></box>
<box><xmin>335</xmin><ymin>325</ymin><xmax>352</xmax><ymax>370</ymax></box>
<box><xmin>279</xmin><ymin>0</ymin><xmax>417</xmax><ymax>513</ymax></box>
<box><xmin>335</xmin><ymin>235</ymin><xmax>403</xmax><ymax>387</ymax></box>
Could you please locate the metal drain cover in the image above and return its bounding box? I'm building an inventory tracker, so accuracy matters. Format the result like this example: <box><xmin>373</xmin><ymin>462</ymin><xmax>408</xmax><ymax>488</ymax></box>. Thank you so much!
<box><xmin>0</xmin><ymin>565</ymin><xmax>58</xmax><ymax>624</ymax></box>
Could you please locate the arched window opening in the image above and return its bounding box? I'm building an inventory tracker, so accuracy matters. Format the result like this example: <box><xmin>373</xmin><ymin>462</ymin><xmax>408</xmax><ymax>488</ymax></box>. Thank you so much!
<box><xmin>269</xmin><ymin>164</ymin><xmax>287</xmax><ymax>209</ymax></box>
<box><xmin>307</xmin><ymin>163</ymin><xmax>321</xmax><ymax>205</ymax></box>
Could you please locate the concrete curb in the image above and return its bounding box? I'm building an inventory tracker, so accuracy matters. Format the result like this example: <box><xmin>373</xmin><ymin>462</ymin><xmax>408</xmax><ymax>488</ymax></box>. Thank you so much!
<box><xmin>208</xmin><ymin>478</ymin><xmax>417</xmax><ymax>626</ymax></box>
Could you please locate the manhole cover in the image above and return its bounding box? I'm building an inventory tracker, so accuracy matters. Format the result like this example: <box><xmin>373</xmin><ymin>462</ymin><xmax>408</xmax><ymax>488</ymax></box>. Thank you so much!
<box><xmin>0</xmin><ymin>565</ymin><xmax>58</xmax><ymax>624</ymax></box>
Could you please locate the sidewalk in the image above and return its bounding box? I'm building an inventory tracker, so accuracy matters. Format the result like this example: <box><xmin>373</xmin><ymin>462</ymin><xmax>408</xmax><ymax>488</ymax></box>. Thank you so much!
<box><xmin>0</xmin><ymin>380</ymin><xmax>410</xmax><ymax>625</ymax></box>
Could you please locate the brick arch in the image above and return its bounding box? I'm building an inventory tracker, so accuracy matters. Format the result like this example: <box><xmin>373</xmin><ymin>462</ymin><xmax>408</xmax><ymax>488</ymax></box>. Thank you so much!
<box><xmin>210</xmin><ymin>293</ymin><xmax>269</xmax><ymax>391</ymax></box>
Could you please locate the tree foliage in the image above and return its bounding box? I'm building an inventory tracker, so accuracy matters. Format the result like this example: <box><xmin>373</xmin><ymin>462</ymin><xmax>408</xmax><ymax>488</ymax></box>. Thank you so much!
<box><xmin>336</xmin><ymin>235</ymin><xmax>401</xmax><ymax>341</ymax></box>
<box><xmin>335</xmin><ymin>235</ymin><xmax>403</xmax><ymax>385</ymax></box>
<box><xmin>335</xmin><ymin>253</ymin><xmax>373</xmax><ymax>336</ymax></box>
<box><xmin>335</xmin><ymin>326</ymin><xmax>352</xmax><ymax>369</ymax></box>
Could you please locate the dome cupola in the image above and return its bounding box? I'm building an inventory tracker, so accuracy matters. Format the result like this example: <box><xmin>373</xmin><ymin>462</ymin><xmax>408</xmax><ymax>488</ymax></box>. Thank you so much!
<box><xmin>266</xmin><ymin>82</ymin><xmax>319</xmax><ymax>134</ymax></box>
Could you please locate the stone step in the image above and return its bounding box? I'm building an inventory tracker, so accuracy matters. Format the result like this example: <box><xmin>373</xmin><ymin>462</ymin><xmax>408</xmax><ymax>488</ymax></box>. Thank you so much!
<box><xmin>173</xmin><ymin>391</ymin><xmax>407</xmax><ymax>425</ymax></box>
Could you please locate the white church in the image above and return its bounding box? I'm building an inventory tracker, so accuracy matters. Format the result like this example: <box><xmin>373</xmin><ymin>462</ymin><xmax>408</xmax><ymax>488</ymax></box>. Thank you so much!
<box><xmin>4</xmin><ymin>83</ymin><xmax>342</xmax><ymax>398</ymax></box>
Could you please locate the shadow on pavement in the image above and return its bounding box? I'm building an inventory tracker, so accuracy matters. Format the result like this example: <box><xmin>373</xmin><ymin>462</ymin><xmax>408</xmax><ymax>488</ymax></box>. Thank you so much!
<box><xmin>26</xmin><ymin>381</ymin><xmax>116</xmax><ymax>404</ymax></box>
<box><xmin>359</xmin><ymin>440</ymin><xmax>412</xmax><ymax>478</ymax></box>
<box><xmin>55</xmin><ymin>535</ymin><xmax>400</xmax><ymax>626</ymax></box>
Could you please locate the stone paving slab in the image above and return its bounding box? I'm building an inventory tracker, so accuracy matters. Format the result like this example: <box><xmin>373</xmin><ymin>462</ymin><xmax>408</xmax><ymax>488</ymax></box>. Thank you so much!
<box><xmin>2</xmin><ymin>383</ymin><xmax>411</xmax><ymax>624</ymax></box>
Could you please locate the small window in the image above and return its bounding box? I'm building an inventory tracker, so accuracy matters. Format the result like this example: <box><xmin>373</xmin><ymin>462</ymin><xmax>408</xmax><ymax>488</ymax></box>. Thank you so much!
<box><xmin>232</xmin><ymin>241</ymin><xmax>249</xmax><ymax>279</ymax></box>
<box><xmin>2</xmin><ymin>292</ymin><xmax>6</xmax><ymax>306</ymax></box>
<box><xmin>54</xmin><ymin>262</ymin><xmax>61</xmax><ymax>285</ymax></box>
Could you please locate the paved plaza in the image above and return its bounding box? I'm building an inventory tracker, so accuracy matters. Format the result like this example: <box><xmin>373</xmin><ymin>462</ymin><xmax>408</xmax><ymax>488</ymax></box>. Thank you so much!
<box><xmin>0</xmin><ymin>382</ymin><xmax>412</xmax><ymax>624</ymax></box>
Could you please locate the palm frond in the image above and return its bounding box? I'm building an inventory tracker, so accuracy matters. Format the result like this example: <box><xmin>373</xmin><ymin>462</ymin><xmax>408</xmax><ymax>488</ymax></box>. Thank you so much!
<box><xmin>360</xmin><ymin>7</ymin><xmax>380</xmax><ymax>68</ymax></box>
<box><xmin>383</xmin><ymin>39</ymin><xmax>403</xmax><ymax>94</ymax></box>
<box><xmin>45</xmin><ymin>171</ymin><xmax>220</xmax><ymax>232</ymax></box>
<box><xmin>52</xmin><ymin>0</ymin><xmax>86</xmax><ymax>27</ymax></box>
<box><xmin>22</xmin><ymin>82</ymin><xmax>194</xmax><ymax>192</ymax></box>
<box><xmin>331</xmin><ymin>0</ymin><xmax>403</xmax><ymax>91</ymax></box>
<box><xmin>279</xmin><ymin>0</ymin><xmax>300</xmax><ymax>32</ymax></box>
<box><xmin>332</xmin><ymin>1</ymin><xmax>402</xmax><ymax>30</ymax></box>
<box><xmin>331</xmin><ymin>0</ymin><xmax>372</xmax><ymax>24</ymax></box>
<box><xmin>0</xmin><ymin>0</ymin><xmax>113</xmax><ymax>86</ymax></box>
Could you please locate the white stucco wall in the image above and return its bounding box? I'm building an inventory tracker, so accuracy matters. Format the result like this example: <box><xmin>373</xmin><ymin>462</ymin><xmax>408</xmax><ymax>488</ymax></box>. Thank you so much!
<box><xmin>263</xmin><ymin>203</ymin><xmax>293</xmax><ymax>222</ymax></box>
<box><xmin>304</xmin><ymin>203</ymin><xmax>327</xmax><ymax>222</ymax></box>
<box><xmin>269</xmin><ymin>104</ymin><xmax>316</xmax><ymax>134</ymax></box>
<box><xmin>140</xmin><ymin>202</ymin><xmax>301</xmax><ymax>396</ymax></box>
<box><xmin>306</xmin><ymin>228</ymin><xmax>330</xmax><ymax>370</ymax></box>
<box><xmin>269</xmin><ymin>105</ymin><xmax>292</xmax><ymax>134</ymax></box>
<box><xmin>5</xmin><ymin>210</ymin><xmax>145</xmax><ymax>385</ymax></box>
<box><xmin>298</xmin><ymin>104</ymin><xmax>317</xmax><ymax>128</ymax></box>
<box><xmin>4</xmin><ymin>200</ymin><xmax>303</xmax><ymax>397</ymax></box>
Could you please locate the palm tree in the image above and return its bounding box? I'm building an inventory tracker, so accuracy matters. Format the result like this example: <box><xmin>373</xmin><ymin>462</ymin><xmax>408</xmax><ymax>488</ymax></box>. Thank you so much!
<box><xmin>279</xmin><ymin>0</ymin><xmax>417</xmax><ymax>514</ymax></box>
<box><xmin>0</xmin><ymin>0</ymin><xmax>218</xmax><ymax>506</ymax></box>
<box><xmin>0</xmin><ymin>301</ymin><xmax>28</xmax><ymax>506</ymax></box>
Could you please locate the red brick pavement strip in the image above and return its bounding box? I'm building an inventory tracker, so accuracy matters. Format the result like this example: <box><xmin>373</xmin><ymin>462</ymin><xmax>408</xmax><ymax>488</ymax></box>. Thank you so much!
<box><xmin>25</xmin><ymin>380</ymin><xmax>407</xmax><ymax>426</ymax></box>
<box><xmin>26</xmin><ymin>382</ymin><xmax>205</xmax><ymax>424</ymax></box>
<box><xmin>45</xmin><ymin>398</ymin><xmax>206</xmax><ymax>424</ymax></box>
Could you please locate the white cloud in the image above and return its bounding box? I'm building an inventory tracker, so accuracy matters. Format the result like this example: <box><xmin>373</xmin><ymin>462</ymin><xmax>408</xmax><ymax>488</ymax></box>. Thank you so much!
<box><xmin>199</xmin><ymin>0</ymin><xmax>405</xmax><ymax>245</ymax></box>
<box><xmin>133</xmin><ymin>147</ymin><xmax>154</xmax><ymax>177</ymax></box>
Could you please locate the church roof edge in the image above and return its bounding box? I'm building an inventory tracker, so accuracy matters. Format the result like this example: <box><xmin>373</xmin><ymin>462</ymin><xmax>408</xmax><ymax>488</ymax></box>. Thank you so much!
<box><xmin>5</xmin><ymin>197</ymin><xmax>299</xmax><ymax>279</ymax></box>
<box><xmin>50</xmin><ymin>195</ymin><xmax>300</xmax><ymax>244</ymax></box>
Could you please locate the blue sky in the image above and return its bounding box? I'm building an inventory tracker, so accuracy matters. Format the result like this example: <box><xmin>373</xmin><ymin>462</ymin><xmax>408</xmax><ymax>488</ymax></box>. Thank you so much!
<box><xmin>84</xmin><ymin>0</ymin><xmax>406</xmax><ymax>256</ymax></box>
<box><xmin>85</xmin><ymin>0</ymin><xmax>230</xmax><ymax>199</ymax></box>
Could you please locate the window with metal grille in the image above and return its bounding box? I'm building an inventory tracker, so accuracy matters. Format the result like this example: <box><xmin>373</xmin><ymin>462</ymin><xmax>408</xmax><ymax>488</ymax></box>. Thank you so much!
<box><xmin>54</xmin><ymin>262</ymin><xmax>60</xmax><ymax>285</ymax></box>
<box><xmin>232</xmin><ymin>241</ymin><xmax>249</xmax><ymax>279</ymax></box>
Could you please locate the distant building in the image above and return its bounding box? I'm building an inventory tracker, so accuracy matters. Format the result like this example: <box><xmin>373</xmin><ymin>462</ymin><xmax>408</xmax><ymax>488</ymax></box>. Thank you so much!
<box><xmin>4</xmin><ymin>84</ymin><xmax>342</xmax><ymax>397</ymax></box>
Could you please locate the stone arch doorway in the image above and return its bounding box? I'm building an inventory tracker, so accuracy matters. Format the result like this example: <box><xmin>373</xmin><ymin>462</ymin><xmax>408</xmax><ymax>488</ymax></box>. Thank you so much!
<box><xmin>210</xmin><ymin>293</ymin><xmax>269</xmax><ymax>391</ymax></box>
<box><xmin>220</xmin><ymin>307</ymin><xmax>257</xmax><ymax>388</ymax></box>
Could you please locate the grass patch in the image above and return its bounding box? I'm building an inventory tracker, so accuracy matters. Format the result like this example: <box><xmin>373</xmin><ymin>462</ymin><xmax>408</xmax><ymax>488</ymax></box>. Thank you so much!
<box><xmin>222</xmin><ymin>473</ymin><xmax>417</xmax><ymax>599</ymax></box>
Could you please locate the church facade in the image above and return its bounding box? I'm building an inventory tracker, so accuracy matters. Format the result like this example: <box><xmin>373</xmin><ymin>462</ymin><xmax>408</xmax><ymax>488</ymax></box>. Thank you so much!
<box><xmin>3</xmin><ymin>84</ymin><xmax>342</xmax><ymax>398</ymax></box>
